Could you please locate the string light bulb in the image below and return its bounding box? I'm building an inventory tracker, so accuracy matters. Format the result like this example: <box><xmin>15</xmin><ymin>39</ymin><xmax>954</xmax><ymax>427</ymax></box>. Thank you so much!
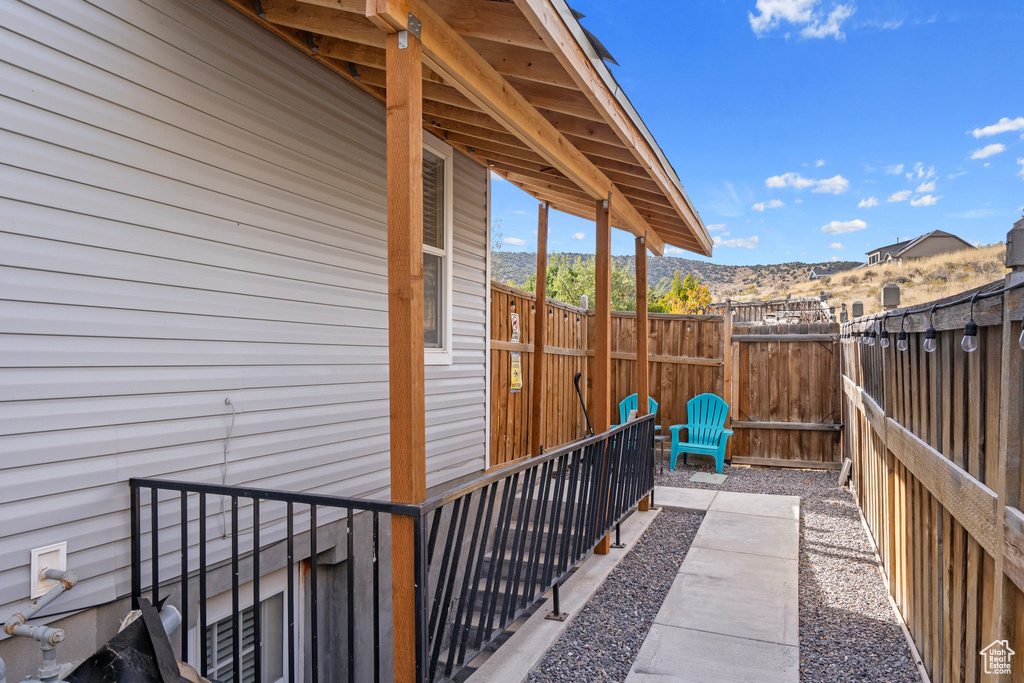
<box><xmin>867</xmin><ymin>329</ymin><xmax>876</xmax><ymax>347</ymax></box>
<box><xmin>1019</xmin><ymin>326</ymin><xmax>1024</xmax><ymax>351</ymax></box>
<box><xmin>961</xmin><ymin>293</ymin><xmax>980</xmax><ymax>353</ymax></box>
<box><xmin>896</xmin><ymin>313</ymin><xmax>908</xmax><ymax>351</ymax></box>
<box><xmin>879</xmin><ymin>316</ymin><xmax>890</xmax><ymax>348</ymax></box>
<box><xmin>923</xmin><ymin>304</ymin><xmax>938</xmax><ymax>353</ymax></box>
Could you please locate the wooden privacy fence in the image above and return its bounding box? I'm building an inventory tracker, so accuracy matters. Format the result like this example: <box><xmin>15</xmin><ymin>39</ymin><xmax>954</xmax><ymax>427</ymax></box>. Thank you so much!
<box><xmin>490</xmin><ymin>282</ymin><xmax>843</xmax><ymax>469</ymax></box>
<box><xmin>712</xmin><ymin>295</ymin><xmax>835</xmax><ymax>324</ymax></box>
<box><xmin>842</xmin><ymin>275</ymin><xmax>1024</xmax><ymax>683</ymax></box>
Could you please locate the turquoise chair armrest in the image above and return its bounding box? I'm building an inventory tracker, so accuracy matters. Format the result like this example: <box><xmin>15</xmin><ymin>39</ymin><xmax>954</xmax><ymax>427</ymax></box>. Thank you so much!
<box><xmin>722</xmin><ymin>429</ymin><xmax>734</xmax><ymax>437</ymax></box>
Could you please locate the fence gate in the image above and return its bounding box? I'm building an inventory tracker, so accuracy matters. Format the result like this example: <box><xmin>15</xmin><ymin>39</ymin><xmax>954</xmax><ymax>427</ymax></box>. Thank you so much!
<box><xmin>729</xmin><ymin>322</ymin><xmax>843</xmax><ymax>468</ymax></box>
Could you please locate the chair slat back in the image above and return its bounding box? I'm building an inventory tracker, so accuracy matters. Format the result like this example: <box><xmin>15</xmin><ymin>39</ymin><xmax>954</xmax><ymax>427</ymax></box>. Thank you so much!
<box><xmin>619</xmin><ymin>393</ymin><xmax>659</xmax><ymax>424</ymax></box>
<box><xmin>686</xmin><ymin>393</ymin><xmax>729</xmax><ymax>446</ymax></box>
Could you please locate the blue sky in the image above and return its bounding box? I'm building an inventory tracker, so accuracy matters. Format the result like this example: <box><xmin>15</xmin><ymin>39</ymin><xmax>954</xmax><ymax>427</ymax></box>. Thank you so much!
<box><xmin>490</xmin><ymin>0</ymin><xmax>1024</xmax><ymax>265</ymax></box>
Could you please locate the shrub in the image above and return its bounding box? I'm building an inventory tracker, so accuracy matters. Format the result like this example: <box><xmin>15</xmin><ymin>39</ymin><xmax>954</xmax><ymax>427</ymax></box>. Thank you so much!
<box><xmin>863</xmin><ymin>269</ymin><xmax>877</xmax><ymax>279</ymax></box>
<box><xmin>841</xmin><ymin>275</ymin><xmax>860</xmax><ymax>286</ymax></box>
<box><xmin>931</xmin><ymin>268</ymin><xmax>952</xmax><ymax>283</ymax></box>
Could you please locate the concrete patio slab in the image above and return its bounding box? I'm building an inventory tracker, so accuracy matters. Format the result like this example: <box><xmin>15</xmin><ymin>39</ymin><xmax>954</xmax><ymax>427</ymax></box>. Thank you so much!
<box><xmin>709</xmin><ymin>490</ymin><xmax>800</xmax><ymax>520</ymax></box>
<box><xmin>655</xmin><ymin>564</ymin><xmax>798</xmax><ymax>646</ymax></box>
<box><xmin>689</xmin><ymin>472</ymin><xmax>727</xmax><ymax>484</ymax></box>
<box><xmin>691</xmin><ymin>510</ymin><xmax>799</xmax><ymax>560</ymax></box>
<box><xmin>626</xmin><ymin>623</ymin><xmax>799</xmax><ymax>683</ymax></box>
<box><xmin>653</xmin><ymin>486</ymin><xmax>717</xmax><ymax>512</ymax></box>
<box><xmin>626</xmin><ymin>489</ymin><xmax>800</xmax><ymax>682</ymax></box>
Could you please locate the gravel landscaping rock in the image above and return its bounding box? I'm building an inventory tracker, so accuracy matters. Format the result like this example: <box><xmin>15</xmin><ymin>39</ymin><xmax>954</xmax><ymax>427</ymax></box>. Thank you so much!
<box><xmin>527</xmin><ymin>510</ymin><xmax>702</xmax><ymax>682</ymax></box>
<box><xmin>659</xmin><ymin>461</ymin><xmax>920</xmax><ymax>683</ymax></box>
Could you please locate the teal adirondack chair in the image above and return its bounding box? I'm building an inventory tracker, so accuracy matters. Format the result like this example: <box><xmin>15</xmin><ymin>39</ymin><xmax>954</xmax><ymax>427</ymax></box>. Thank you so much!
<box><xmin>669</xmin><ymin>393</ymin><xmax>733</xmax><ymax>474</ymax></box>
<box><xmin>616</xmin><ymin>394</ymin><xmax>660</xmax><ymax>430</ymax></box>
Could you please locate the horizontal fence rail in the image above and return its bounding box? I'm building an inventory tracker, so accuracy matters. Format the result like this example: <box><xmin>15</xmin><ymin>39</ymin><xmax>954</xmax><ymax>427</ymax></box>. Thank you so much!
<box><xmin>130</xmin><ymin>415</ymin><xmax>656</xmax><ymax>683</ymax></box>
<box><xmin>841</xmin><ymin>275</ymin><xmax>1024</xmax><ymax>683</ymax></box>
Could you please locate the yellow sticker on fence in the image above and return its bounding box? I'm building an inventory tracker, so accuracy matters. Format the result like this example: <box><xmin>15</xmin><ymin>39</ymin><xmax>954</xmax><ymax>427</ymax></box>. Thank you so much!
<box><xmin>510</xmin><ymin>352</ymin><xmax>523</xmax><ymax>393</ymax></box>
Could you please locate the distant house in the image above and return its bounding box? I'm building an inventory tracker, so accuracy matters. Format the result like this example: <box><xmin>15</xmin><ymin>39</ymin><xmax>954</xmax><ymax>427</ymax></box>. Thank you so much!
<box><xmin>864</xmin><ymin>230</ymin><xmax>977</xmax><ymax>266</ymax></box>
<box><xmin>808</xmin><ymin>268</ymin><xmax>836</xmax><ymax>280</ymax></box>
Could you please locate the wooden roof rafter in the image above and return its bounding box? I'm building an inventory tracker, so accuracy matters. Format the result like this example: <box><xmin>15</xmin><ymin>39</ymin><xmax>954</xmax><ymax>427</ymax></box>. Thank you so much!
<box><xmin>220</xmin><ymin>0</ymin><xmax>712</xmax><ymax>256</ymax></box>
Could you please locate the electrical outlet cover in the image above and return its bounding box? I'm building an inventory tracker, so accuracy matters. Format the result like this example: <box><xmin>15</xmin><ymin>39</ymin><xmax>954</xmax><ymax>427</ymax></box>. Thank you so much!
<box><xmin>30</xmin><ymin>542</ymin><xmax>67</xmax><ymax>599</ymax></box>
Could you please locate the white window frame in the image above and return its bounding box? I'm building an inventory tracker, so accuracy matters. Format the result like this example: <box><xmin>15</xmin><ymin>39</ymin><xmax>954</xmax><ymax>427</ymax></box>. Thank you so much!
<box><xmin>187</xmin><ymin>565</ymin><xmax>301</xmax><ymax>683</ymax></box>
<box><xmin>423</xmin><ymin>134</ymin><xmax>454</xmax><ymax>366</ymax></box>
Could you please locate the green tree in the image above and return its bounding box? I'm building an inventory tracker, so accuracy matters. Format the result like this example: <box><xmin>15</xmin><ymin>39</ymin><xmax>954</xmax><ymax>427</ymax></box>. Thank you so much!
<box><xmin>524</xmin><ymin>254</ymin><xmax>636</xmax><ymax>311</ymax></box>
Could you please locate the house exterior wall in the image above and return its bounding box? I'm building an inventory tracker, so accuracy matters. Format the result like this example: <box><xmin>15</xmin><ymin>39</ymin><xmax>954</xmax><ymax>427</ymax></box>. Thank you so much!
<box><xmin>899</xmin><ymin>235</ymin><xmax>975</xmax><ymax>260</ymax></box>
<box><xmin>0</xmin><ymin>0</ymin><xmax>489</xmax><ymax>666</ymax></box>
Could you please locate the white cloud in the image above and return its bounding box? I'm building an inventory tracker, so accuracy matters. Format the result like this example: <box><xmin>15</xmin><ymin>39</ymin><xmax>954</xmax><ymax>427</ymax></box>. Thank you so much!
<box><xmin>884</xmin><ymin>164</ymin><xmax>905</xmax><ymax>175</ymax></box>
<box><xmin>858</xmin><ymin>197</ymin><xmax>879</xmax><ymax>208</ymax></box>
<box><xmin>830</xmin><ymin>256</ymin><xmax>840</xmax><ymax>262</ymax></box>
<box><xmin>915</xmin><ymin>180</ymin><xmax>936</xmax><ymax>193</ymax></box>
<box><xmin>971</xmin><ymin>143</ymin><xmax>1006</xmax><ymax>160</ymax></box>
<box><xmin>752</xmin><ymin>199</ymin><xmax>786</xmax><ymax>211</ymax></box>
<box><xmin>503</xmin><ymin>237</ymin><xmax>527</xmax><ymax>246</ymax></box>
<box><xmin>905</xmin><ymin>163</ymin><xmax>935</xmax><ymax>180</ymax></box>
<box><xmin>888</xmin><ymin>190</ymin><xmax>912</xmax><ymax>203</ymax></box>
<box><xmin>970</xmin><ymin>117</ymin><xmax>1024</xmax><ymax>139</ymax></box>
<box><xmin>766</xmin><ymin>172</ymin><xmax>816</xmax><ymax>189</ymax></box>
<box><xmin>706</xmin><ymin>223</ymin><xmax>728</xmax><ymax>232</ymax></box>
<box><xmin>821</xmin><ymin>219</ymin><xmax>868</xmax><ymax>235</ymax></box>
<box><xmin>766</xmin><ymin>172</ymin><xmax>849</xmax><ymax>193</ymax></box>
<box><xmin>1018</xmin><ymin>158</ymin><xmax>1024</xmax><ymax>180</ymax></box>
<box><xmin>794</xmin><ymin>198</ymin><xmax>803</xmax><ymax>204</ymax></box>
<box><xmin>713</xmin><ymin>234</ymin><xmax>760</xmax><ymax>249</ymax></box>
<box><xmin>829</xmin><ymin>242</ymin><xmax>845</xmax><ymax>250</ymax></box>
<box><xmin>748</xmin><ymin>0</ymin><xmax>817</xmax><ymax>35</ymax></box>
<box><xmin>800</xmin><ymin>4</ymin><xmax>855</xmax><ymax>39</ymax></box>
<box><xmin>664</xmin><ymin>246</ymin><xmax>686</xmax><ymax>255</ymax></box>
<box><xmin>812</xmin><ymin>174</ymin><xmax>850</xmax><ymax>194</ymax></box>
<box><xmin>910</xmin><ymin>194</ymin><xmax>940</xmax><ymax>207</ymax></box>
<box><xmin>815</xmin><ymin>159</ymin><xmax>826</xmax><ymax>167</ymax></box>
<box><xmin>570</xmin><ymin>232</ymin><xmax>585</xmax><ymax>241</ymax></box>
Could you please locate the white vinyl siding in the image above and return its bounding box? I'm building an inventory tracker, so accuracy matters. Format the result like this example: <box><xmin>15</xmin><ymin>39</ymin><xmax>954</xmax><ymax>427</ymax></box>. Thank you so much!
<box><xmin>0</xmin><ymin>0</ymin><xmax>488</xmax><ymax>622</ymax></box>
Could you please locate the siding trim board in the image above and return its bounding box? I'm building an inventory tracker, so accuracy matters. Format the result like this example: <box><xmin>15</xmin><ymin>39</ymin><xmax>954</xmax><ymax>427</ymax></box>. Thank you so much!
<box><xmin>0</xmin><ymin>0</ymin><xmax>489</xmax><ymax>646</ymax></box>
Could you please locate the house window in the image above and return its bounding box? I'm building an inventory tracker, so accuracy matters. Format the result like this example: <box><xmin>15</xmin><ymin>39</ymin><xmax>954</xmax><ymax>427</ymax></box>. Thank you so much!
<box><xmin>423</xmin><ymin>137</ymin><xmax>453</xmax><ymax>364</ymax></box>
<box><xmin>189</xmin><ymin>567</ymin><xmax>295</xmax><ymax>683</ymax></box>
<box><xmin>204</xmin><ymin>594</ymin><xmax>284</xmax><ymax>683</ymax></box>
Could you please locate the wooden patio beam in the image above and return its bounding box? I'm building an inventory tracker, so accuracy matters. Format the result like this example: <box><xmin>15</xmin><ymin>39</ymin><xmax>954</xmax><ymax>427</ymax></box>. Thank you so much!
<box><xmin>636</xmin><ymin>236</ymin><xmax>650</xmax><ymax>512</ymax></box>
<box><xmin>530</xmin><ymin>203</ymin><xmax>549</xmax><ymax>458</ymax></box>
<box><xmin>365</xmin><ymin>0</ymin><xmax>665</xmax><ymax>255</ymax></box>
<box><xmin>385</xmin><ymin>27</ymin><xmax>425</xmax><ymax>683</ymax></box>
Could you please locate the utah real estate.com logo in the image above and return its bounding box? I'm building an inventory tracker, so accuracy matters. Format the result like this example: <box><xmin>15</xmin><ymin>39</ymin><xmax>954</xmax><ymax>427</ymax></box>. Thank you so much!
<box><xmin>981</xmin><ymin>640</ymin><xmax>1014</xmax><ymax>676</ymax></box>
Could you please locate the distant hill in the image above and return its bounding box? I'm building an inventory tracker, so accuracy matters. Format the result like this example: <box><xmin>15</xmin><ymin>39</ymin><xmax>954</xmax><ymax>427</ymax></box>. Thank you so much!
<box><xmin>490</xmin><ymin>251</ymin><xmax>862</xmax><ymax>300</ymax></box>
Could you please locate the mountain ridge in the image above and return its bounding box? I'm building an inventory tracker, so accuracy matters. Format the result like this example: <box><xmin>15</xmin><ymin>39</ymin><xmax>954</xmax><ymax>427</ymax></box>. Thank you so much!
<box><xmin>491</xmin><ymin>251</ymin><xmax>862</xmax><ymax>299</ymax></box>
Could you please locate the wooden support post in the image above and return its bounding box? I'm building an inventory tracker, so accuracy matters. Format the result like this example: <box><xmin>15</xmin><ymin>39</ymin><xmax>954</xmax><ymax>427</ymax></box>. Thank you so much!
<box><xmin>636</xmin><ymin>236</ymin><xmax>651</xmax><ymax>512</ymax></box>
<box><xmin>529</xmin><ymin>203</ymin><xmax>549</xmax><ymax>457</ymax></box>
<box><xmin>594</xmin><ymin>196</ymin><xmax>612</xmax><ymax>554</ymax></box>
<box><xmin>723</xmin><ymin>300</ymin><xmax>733</xmax><ymax>461</ymax></box>
<box><xmin>386</xmin><ymin>28</ymin><xmax>425</xmax><ymax>683</ymax></box>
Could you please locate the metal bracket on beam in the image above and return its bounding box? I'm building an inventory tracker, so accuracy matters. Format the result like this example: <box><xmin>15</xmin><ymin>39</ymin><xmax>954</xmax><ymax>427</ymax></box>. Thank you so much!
<box><xmin>253</xmin><ymin>0</ymin><xmax>265</xmax><ymax>19</ymax></box>
<box><xmin>348</xmin><ymin>62</ymin><xmax>361</xmax><ymax>81</ymax></box>
<box><xmin>407</xmin><ymin>13</ymin><xmax>422</xmax><ymax>39</ymax></box>
<box><xmin>305</xmin><ymin>31</ymin><xmax>318</xmax><ymax>54</ymax></box>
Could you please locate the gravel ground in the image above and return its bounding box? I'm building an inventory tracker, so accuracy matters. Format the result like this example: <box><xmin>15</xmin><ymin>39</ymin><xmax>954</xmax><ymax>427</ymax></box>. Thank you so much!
<box><xmin>527</xmin><ymin>510</ymin><xmax>703</xmax><ymax>682</ymax></box>
<box><xmin>658</xmin><ymin>460</ymin><xmax>920</xmax><ymax>683</ymax></box>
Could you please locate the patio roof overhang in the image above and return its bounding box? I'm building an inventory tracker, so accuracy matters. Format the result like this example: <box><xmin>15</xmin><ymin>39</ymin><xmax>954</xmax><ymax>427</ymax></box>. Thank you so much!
<box><xmin>221</xmin><ymin>0</ymin><xmax>712</xmax><ymax>257</ymax></box>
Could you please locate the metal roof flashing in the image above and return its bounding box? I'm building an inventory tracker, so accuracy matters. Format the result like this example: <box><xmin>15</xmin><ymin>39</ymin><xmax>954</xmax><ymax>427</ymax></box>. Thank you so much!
<box><xmin>549</xmin><ymin>0</ymin><xmax>709</xmax><ymax>251</ymax></box>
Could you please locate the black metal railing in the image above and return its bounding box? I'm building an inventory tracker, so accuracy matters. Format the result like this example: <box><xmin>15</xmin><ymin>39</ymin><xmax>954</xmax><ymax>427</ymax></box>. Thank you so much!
<box><xmin>129</xmin><ymin>414</ymin><xmax>655</xmax><ymax>683</ymax></box>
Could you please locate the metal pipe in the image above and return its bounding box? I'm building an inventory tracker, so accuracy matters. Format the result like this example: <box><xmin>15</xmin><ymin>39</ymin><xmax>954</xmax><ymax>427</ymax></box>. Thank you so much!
<box><xmin>3</xmin><ymin>570</ymin><xmax>77</xmax><ymax>636</ymax></box>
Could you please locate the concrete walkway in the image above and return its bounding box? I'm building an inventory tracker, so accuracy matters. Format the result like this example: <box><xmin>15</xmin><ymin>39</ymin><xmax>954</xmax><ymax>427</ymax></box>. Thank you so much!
<box><xmin>626</xmin><ymin>488</ymin><xmax>801</xmax><ymax>683</ymax></box>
